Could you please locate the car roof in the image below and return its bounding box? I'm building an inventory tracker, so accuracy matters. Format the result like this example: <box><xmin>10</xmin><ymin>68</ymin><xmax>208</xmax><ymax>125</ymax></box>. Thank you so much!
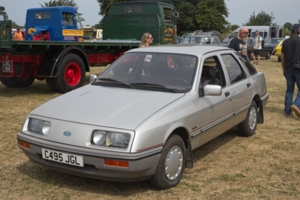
<box><xmin>128</xmin><ymin>45</ymin><xmax>231</xmax><ymax>56</ymax></box>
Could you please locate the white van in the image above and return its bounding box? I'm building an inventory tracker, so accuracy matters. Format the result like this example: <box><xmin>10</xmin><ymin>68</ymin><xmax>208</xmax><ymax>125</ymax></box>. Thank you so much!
<box><xmin>222</xmin><ymin>26</ymin><xmax>282</xmax><ymax>43</ymax></box>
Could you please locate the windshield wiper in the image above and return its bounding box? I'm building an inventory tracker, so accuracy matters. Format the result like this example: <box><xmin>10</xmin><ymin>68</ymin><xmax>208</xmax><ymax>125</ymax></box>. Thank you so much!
<box><xmin>130</xmin><ymin>82</ymin><xmax>179</xmax><ymax>93</ymax></box>
<box><xmin>96</xmin><ymin>78</ymin><xmax>132</xmax><ymax>88</ymax></box>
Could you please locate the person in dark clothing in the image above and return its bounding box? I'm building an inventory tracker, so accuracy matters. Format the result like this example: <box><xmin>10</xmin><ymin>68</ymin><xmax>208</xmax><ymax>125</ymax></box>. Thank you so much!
<box><xmin>229</xmin><ymin>27</ymin><xmax>249</xmax><ymax>61</ymax></box>
<box><xmin>281</xmin><ymin>23</ymin><xmax>300</xmax><ymax>118</ymax></box>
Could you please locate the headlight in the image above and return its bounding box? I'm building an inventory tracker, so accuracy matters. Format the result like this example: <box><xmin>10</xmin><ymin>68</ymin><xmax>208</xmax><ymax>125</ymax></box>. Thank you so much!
<box><xmin>28</xmin><ymin>118</ymin><xmax>51</xmax><ymax>135</ymax></box>
<box><xmin>91</xmin><ymin>130</ymin><xmax>130</xmax><ymax>149</ymax></box>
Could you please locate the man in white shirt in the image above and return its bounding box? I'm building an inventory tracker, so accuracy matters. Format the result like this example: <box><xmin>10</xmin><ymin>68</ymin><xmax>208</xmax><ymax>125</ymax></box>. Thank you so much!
<box><xmin>251</xmin><ymin>30</ymin><xmax>262</xmax><ymax>65</ymax></box>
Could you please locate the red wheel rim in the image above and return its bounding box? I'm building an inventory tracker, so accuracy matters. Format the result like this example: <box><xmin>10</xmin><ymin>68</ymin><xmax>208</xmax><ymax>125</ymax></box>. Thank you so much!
<box><xmin>64</xmin><ymin>62</ymin><xmax>81</xmax><ymax>86</ymax></box>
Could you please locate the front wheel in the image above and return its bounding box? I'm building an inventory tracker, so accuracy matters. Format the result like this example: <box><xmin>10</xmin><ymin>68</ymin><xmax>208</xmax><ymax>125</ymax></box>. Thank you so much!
<box><xmin>238</xmin><ymin>101</ymin><xmax>258</xmax><ymax>136</ymax></box>
<box><xmin>149</xmin><ymin>135</ymin><xmax>186</xmax><ymax>190</ymax></box>
<box><xmin>54</xmin><ymin>53</ymin><xmax>86</xmax><ymax>93</ymax></box>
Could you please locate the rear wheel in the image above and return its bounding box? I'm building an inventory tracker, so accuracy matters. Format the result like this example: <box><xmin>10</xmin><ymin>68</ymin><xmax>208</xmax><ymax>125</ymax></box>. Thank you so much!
<box><xmin>0</xmin><ymin>78</ymin><xmax>12</xmax><ymax>87</ymax></box>
<box><xmin>54</xmin><ymin>53</ymin><xmax>86</xmax><ymax>93</ymax></box>
<box><xmin>238</xmin><ymin>101</ymin><xmax>258</xmax><ymax>136</ymax></box>
<box><xmin>149</xmin><ymin>135</ymin><xmax>186</xmax><ymax>189</ymax></box>
<box><xmin>265</xmin><ymin>53</ymin><xmax>270</xmax><ymax>59</ymax></box>
<box><xmin>5</xmin><ymin>74</ymin><xmax>35</xmax><ymax>88</ymax></box>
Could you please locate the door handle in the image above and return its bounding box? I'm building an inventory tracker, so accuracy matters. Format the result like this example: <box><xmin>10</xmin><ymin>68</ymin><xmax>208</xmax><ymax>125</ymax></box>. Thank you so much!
<box><xmin>247</xmin><ymin>83</ymin><xmax>251</xmax><ymax>88</ymax></box>
<box><xmin>225</xmin><ymin>92</ymin><xmax>230</xmax><ymax>97</ymax></box>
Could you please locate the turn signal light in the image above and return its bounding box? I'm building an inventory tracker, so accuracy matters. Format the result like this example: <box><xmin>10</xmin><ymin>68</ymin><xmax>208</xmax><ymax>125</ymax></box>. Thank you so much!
<box><xmin>104</xmin><ymin>159</ymin><xmax>129</xmax><ymax>168</ymax></box>
<box><xmin>18</xmin><ymin>139</ymin><xmax>30</xmax><ymax>149</ymax></box>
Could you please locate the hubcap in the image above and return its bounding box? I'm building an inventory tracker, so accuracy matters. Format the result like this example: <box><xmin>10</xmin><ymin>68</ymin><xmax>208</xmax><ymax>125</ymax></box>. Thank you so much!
<box><xmin>64</xmin><ymin>62</ymin><xmax>81</xmax><ymax>86</ymax></box>
<box><xmin>248</xmin><ymin>107</ymin><xmax>257</xmax><ymax>130</ymax></box>
<box><xmin>165</xmin><ymin>145</ymin><xmax>183</xmax><ymax>181</ymax></box>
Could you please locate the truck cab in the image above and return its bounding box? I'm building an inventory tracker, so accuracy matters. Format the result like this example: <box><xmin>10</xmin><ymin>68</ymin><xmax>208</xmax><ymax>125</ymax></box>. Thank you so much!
<box><xmin>103</xmin><ymin>0</ymin><xmax>179</xmax><ymax>44</ymax></box>
<box><xmin>25</xmin><ymin>6</ymin><xmax>84</xmax><ymax>41</ymax></box>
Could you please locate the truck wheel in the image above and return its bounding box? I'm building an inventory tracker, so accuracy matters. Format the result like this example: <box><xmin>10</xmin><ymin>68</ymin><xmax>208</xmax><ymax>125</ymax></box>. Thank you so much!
<box><xmin>5</xmin><ymin>74</ymin><xmax>35</xmax><ymax>88</ymax></box>
<box><xmin>149</xmin><ymin>135</ymin><xmax>186</xmax><ymax>189</ymax></box>
<box><xmin>0</xmin><ymin>78</ymin><xmax>12</xmax><ymax>87</ymax></box>
<box><xmin>238</xmin><ymin>101</ymin><xmax>257</xmax><ymax>136</ymax></box>
<box><xmin>46</xmin><ymin>78</ymin><xmax>60</xmax><ymax>92</ymax></box>
<box><xmin>55</xmin><ymin>53</ymin><xmax>86</xmax><ymax>93</ymax></box>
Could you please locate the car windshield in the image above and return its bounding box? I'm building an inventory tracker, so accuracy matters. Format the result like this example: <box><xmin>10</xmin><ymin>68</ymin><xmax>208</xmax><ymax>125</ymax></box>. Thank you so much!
<box><xmin>93</xmin><ymin>52</ymin><xmax>198</xmax><ymax>93</ymax></box>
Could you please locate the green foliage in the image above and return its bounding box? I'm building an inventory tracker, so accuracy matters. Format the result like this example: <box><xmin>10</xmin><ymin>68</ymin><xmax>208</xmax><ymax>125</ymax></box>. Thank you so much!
<box><xmin>244</xmin><ymin>11</ymin><xmax>275</xmax><ymax>26</ymax></box>
<box><xmin>40</xmin><ymin>0</ymin><xmax>85</xmax><ymax>22</ymax></box>
<box><xmin>283</xmin><ymin>28</ymin><xmax>290</xmax><ymax>37</ymax></box>
<box><xmin>283</xmin><ymin>22</ymin><xmax>292</xmax><ymax>31</ymax></box>
<box><xmin>194</xmin><ymin>0</ymin><xmax>229</xmax><ymax>32</ymax></box>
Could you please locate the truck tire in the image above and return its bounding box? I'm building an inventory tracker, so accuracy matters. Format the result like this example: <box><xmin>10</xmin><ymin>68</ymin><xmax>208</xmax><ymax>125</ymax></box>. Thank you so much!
<box><xmin>5</xmin><ymin>74</ymin><xmax>35</xmax><ymax>88</ymax></box>
<box><xmin>149</xmin><ymin>134</ymin><xmax>186</xmax><ymax>189</ymax></box>
<box><xmin>238</xmin><ymin>101</ymin><xmax>257</xmax><ymax>136</ymax></box>
<box><xmin>46</xmin><ymin>78</ymin><xmax>60</xmax><ymax>92</ymax></box>
<box><xmin>0</xmin><ymin>78</ymin><xmax>12</xmax><ymax>87</ymax></box>
<box><xmin>54</xmin><ymin>53</ymin><xmax>86</xmax><ymax>93</ymax></box>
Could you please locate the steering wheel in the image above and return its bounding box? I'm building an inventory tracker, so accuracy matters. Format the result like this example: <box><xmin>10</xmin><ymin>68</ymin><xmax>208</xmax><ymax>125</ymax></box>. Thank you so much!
<box><xmin>168</xmin><ymin>78</ymin><xmax>190</xmax><ymax>86</ymax></box>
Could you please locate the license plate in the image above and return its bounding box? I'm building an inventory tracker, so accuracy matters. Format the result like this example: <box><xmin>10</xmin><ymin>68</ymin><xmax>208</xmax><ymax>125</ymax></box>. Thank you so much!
<box><xmin>42</xmin><ymin>148</ymin><xmax>84</xmax><ymax>167</ymax></box>
<box><xmin>2</xmin><ymin>60</ymin><xmax>12</xmax><ymax>72</ymax></box>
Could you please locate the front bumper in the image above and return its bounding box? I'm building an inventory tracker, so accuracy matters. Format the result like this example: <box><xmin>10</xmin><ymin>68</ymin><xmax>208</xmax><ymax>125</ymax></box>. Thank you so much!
<box><xmin>17</xmin><ymin>132</ymin><xmax>162</xmax><ymax>182</ymax></box>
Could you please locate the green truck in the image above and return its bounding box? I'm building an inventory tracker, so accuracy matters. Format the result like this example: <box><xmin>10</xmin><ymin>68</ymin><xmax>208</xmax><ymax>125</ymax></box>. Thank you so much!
<box><xmin>0</xmin><ymin>0</ymin><xmax>178</xmax><ymax>93</ymax></box>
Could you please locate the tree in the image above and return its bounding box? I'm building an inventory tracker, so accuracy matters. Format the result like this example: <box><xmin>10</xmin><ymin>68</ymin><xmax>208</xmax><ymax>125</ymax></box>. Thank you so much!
<box><xmin>40</xmin><ymin>0</ymin><xmax>85</xmax><ymax>22</ymax></box>
<box><xmin>194</xmin><ymin>0</ymin><xmax>229</xmax><ymax>32</ymax></box>
<box><xmin>244</xmin><ymin>11</ymin><xmax>275</xmax><ymax>26</ymax></box>
<box><xmin>283</xmin><ymin>22</ymin><xmax>292</xmax><ymax>31</ymax></box>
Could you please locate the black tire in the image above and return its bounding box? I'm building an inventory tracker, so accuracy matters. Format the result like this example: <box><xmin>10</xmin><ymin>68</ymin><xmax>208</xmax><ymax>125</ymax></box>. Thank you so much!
<box><xmin>238</xmin><ymin>101</ymin><xmax>258</xmax><ymax>136</ymax></box>
<box><xmin>265</xmin><ymin>53</ymin><xmax>270</xmax><ymax>59</ymax></box>
<box><xmin>54</xmin><ymin>53</ymin><xmax>86</xmax><ymax>93</ymax></box>
<box><xmin>46</xmin><ymin>78</ymin><xmax>60</xmax><ymax>92</ymax></box>
<box><xmin>149</xmin><ymin>135</ymin><xmax>186</xmax><ymax>190</ymax></box>
<box><xmin>0</xmin><ymin>78</ymin><xmax>13</xmax><ymax>87</ymax></box>
<box><xmin>278</xmin><ymin>57</ymin><xmax>281</xmax><ymax>62</ymax></box>
<box><xmin>5</xmin><ymin>74</ymin><xmax>35</xmax><ymax>88</ymax></box>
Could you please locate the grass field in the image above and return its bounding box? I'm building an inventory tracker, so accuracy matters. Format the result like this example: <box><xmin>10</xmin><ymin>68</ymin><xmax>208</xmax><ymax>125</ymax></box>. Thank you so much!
<box><xmin>1</xmin><ymin>56</ymin><xmax>300</xmax><ymax>200</ymax></box>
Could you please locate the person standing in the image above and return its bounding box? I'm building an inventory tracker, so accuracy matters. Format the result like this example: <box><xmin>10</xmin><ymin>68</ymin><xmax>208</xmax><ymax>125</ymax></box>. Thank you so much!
<box><xmin>13</xmin><ymin>28</ymin><xmax>24</xmax><ymax>40</ymax></box>
<box><xmin>139</xmin><ymin>32</ymin><xmax>153</xmax><ymax>47</ymax></box>
<box><xmin>281</xmin><ymin>24</ymin><xmax>300</xmax><ymax>118</ymax></box>
<box><xmin>251</xmin><ymin>30</ymin><xmax>263</xmax><ymax>65</ymax></box>
<box><xmin>228</xmin><ymin>27</ymin><xmax>250</xmax><ymax>61</ymax></box>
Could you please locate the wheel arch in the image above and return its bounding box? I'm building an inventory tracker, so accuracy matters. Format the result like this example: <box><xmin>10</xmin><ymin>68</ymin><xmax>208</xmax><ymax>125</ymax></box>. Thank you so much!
<box><xmin>168</xmin><ymin>127</ymin><xmax>193</xmax><ymax>168</ymax></box>
<box><xmin>38</xmin><ymin>46</ymin><xmax>90</xmax><ymax>77</ymax></box>
<box><xmin>252</xmin><ymin>94</ymin><xmax>264</xmax><ymax>124</ymax></box>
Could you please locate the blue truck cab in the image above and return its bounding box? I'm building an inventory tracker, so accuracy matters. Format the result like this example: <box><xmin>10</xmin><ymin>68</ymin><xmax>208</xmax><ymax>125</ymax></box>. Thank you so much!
<box><xmin>25</xmin><ymin>6</ymin><xmax>83</xmax><ymax>41</ymax></box>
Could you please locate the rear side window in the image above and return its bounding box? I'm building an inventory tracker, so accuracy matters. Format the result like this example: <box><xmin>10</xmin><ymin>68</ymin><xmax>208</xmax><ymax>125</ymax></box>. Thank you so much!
<box><xmin>221</xmin><ymin>54</ymin><xmax>247</xmax><ymax>84</ymax></box>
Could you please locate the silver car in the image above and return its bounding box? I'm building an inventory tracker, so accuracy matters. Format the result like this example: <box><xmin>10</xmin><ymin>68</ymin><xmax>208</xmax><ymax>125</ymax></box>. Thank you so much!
<box><xmin>17</xmin><ymin>45</ymin><xmax>268</xmax><ymax>189</ymax></box>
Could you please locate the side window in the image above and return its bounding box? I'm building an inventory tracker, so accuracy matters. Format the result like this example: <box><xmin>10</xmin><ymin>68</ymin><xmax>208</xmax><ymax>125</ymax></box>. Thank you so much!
<box><xmin>201</xmin><ymin>56</ymin><xmax>226</xmax><ymax>87</ymax></box>
<box><xmin>62</xmin><ymin>12</ymin><xmax>74</xmax><ymax>26</ymax></box>
<box><xmin>163</xmin><ymin>8</ymin><xmax>172</xmax><ymax>23</ymax></box>
<box><xmin>221</xmin><ymin>54</ymin><xmax>247</xmax><ymax>84</ymax></box>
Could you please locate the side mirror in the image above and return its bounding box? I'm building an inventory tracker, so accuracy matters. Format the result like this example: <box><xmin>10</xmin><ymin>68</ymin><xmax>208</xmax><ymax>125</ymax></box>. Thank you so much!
<box><xmin>173</xmin><ymin>12</ymin><xmax>179</xmax><ymax>18</ymax></box>
<box><xmin>89</xmin><ymin>74</ymin><xmax>97</xmax><ymax>83</ymax></box>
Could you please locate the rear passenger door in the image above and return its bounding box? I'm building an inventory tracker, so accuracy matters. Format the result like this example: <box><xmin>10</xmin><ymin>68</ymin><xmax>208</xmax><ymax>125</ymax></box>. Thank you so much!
<box><xmin>220</xmin><ymin>53</ymin><xmax>253</xmax><ymax>122</ymax></box>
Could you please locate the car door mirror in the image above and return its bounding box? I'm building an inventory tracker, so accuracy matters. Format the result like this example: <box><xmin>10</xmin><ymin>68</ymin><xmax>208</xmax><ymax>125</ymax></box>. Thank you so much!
<box><xmin>199</xmin><ymin>84</ymin><xmax>222</xmax><ymax>97</ymax></box>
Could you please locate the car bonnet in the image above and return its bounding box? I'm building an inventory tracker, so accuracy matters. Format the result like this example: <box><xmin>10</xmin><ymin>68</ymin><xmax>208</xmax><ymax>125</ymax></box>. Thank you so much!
<box><xmin>29</xmin><ymin>85</ymin><xmax>185</xmax><ymax>130</ymax></box>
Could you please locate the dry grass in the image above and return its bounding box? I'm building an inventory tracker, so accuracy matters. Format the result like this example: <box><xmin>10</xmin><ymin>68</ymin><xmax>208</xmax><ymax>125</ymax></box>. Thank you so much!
<box><xmin>1</xmin><ymin>57</ymin><xmax>300</xmax><ymax>200</ymax></box>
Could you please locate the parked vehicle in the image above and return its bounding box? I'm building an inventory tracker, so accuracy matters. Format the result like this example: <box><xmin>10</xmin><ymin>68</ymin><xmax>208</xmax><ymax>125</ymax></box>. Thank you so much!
<box><xmin>264</xmin><ymin>38</ymin><xmax>283</xmax><ymax>54</ymax></box>
<box><xmin>0</xmin><ymin>1</ymin><xmax>179</xmax><ymax>93</ymax></box>
<box><xmin>17</xmin><ymin>45</ymin><xmax>269</xmax><ymax>190</ymax></box>
<box><xmin>247</xmin><ymin>38</ymin><xmax>271</xmax><ymax>59</ymax></box>
<box><xmin>222</xmin><ymin>26</ymin><xmax>283</xmax><ymax>43</ymax></box>
<box><xmin>274</xmin><ymin>39</ymin><xmax>284</xmax><ymax>62</ymax></box>
<box><xmin>181</xmin><ymin>35</ymin><xmax>222</xmax><ymax>45</ymax></box>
